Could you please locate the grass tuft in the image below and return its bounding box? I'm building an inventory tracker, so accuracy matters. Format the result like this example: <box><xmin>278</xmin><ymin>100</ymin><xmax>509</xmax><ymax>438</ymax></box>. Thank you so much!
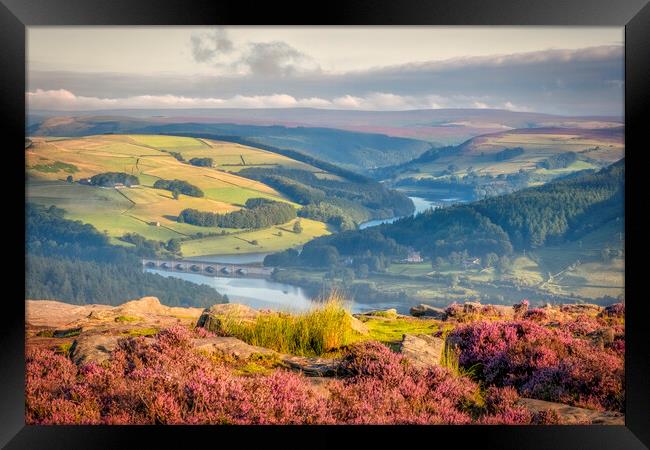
<box><xmin>213</xmin><ymin>293</ymin><xmax>354</xmax><ymax>356</ymax></box>
<box><xmin>114</xmin><ymin>315</ymin><xmax>140</xmax><ymax>323</ymax></box>
<box><xmin>121</xmin><ymin>327</ymin><xmax>159</xmax><ymax>337</ymax></box>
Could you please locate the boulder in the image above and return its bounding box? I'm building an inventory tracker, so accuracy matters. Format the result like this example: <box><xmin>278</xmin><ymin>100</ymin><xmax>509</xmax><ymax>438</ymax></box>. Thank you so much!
<box><xmin>282</xmin><ymin>355</ymin><xmax>342</xmax><ymax>377</ymax></box>
<box><xmin>70</xmin><ymin>334</ymin><xmax>120</xmax><ymax>365</ymax></box>
<box><xmin>518</xmin><ymin>398</ymin><xmax>624</xmax><ymax>425</ymax></box>
<box><xmin>196</xmin><ymin>303</ymin><xmax>261</xmax><ymax>333</ymax></box>
<box><xmin>399</xmin><ymin>334</ymin><xmax>446</xmax><ymax>369</ymax></box>
<box><xmin>191</xmin><ymin>337</ymin><xmax>342</xmax><ymax>377</ymax></box>
<box><xmin>117</xmin><ymin>296</ymin><xmax>167</xmax><ymax>315</ymax></box>
<box><xmin>363</xmin><ymin>309</ymin><xmax>399</xmax><ymax>319</ymax></box>
<box><xmin>349</xmin><ymin>316</ymin><xmax>369</xmax><ymax>335</ymax></box>
<box><xmin>304</xmin><ymin>377</ymin><xmax>334</xmax><ymax>399</ymax></box>
<box><xmin>410</xmin><ymin>304</ymin><xmax>446</xmax><ymax>319</ymax></box>
<box><xmin>191</xmin><ymin>336</ymin><xmax>275</xmax><ymax>360</ymax></box>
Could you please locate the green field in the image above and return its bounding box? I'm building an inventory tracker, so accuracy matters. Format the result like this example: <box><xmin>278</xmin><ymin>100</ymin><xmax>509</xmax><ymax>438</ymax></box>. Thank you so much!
<box><xmin>26</xmin><ymin>134</ymin><xmax>331</xmax><ymax>254</ymax></box>
<box><xmin>180</xmin><ymin>218</ymin><xmax>330</xmax><ymax>257</ymax></box>
<box><xmin>393</xmin><ymin>129</ymin><xmax>624</xmax><ymax>185</ymax></box>
<box><xmin>126</xmin><ymin>134</ymin><xmax>320</xmax><ymax>174</ymax></box>
<box><xmin>380</xmin><ymin>237</ymin><xmax>623</xmax><ymax>303</ymax></box>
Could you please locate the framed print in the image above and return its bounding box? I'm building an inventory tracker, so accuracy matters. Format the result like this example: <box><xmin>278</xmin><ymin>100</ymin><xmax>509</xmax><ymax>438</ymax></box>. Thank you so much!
<box><xmin>1</xmin><ymin>0</ymin><xmax>649</xmax><ymax>448</ymax></box>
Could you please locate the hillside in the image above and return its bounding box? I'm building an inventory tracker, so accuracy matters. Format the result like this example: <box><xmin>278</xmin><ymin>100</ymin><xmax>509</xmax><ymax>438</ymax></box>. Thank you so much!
<box><xmin>26</xmin><ymin>134</ymin><xmax>331</xmax><ymax>256</ymax></box>
<box><xmin>25</xmin><ymin>296</ymin><xmax>625</xmax><ymax>425</ymax></box>
<box><xmin>29</xmin><ymin>107</ymin><xmax>622</xmax><ymax>145</ymax></box>
<box><xmin>375</xmin><ymin>126</ymin><xmax>624</xmax><ymax>199</ymax></box>
<box><xmin>268</xmin><ymin>161</ymin><xmax>624</xmax><ymax>307</ymax></box>
<box><xmin>28</xmin><ymin>117</ymin><xmax>436</xmax><ymax>173</ymax></box>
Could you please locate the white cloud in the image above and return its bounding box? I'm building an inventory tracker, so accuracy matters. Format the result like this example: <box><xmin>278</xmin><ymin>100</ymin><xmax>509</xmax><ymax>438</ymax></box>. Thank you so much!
<box><xmin>24</xmin><ymin>88</ymin><xmax>532</xmax><ymax>113</ymax></box>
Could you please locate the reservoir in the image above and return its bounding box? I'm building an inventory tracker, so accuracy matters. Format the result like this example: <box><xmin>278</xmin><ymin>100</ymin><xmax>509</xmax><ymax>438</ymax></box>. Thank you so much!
<box><xmin>151</xmin><ymin>195</ymin><xmax>464</xmax><ymax>313</ymax></box>
<box><xmin>147</xmin><ymin>268</ymin><xmax>333</xmax><ymax>312</ymax></box>
<box><xmin>358</xmin><ymin>196</ymin><xmax>439</xmax><ymax>229</ymax></box>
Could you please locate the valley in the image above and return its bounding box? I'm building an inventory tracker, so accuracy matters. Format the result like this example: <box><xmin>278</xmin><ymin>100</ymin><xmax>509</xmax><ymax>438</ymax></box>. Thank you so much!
<box><xmin>25</xmin><ymin>108</ymin><xmax>624</xmax><ymax>313</ymax></box>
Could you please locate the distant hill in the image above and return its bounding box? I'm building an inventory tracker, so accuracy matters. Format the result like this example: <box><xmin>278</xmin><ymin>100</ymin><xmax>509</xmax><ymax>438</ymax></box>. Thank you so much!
<box><xmin>373</xmin><ymin>125</ymin><xmax>624</xmax><ymax>199</ymax></box>
<box><xmin>28</xmin><ymin>116</ymin><xmax>436</xmax><ymax>173</ymax></box>
<box><xmin>30</xmin><ymin>107</ymin><xmax>623</xmax><ymax>145</ymax></box>
<box><xmin>300</xmin><ymin>159</ymin><xmax>624</xmax><ymax>263</ymax></box>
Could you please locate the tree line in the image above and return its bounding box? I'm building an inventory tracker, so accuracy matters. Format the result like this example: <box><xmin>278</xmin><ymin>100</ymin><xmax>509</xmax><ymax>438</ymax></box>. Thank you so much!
<box><xmin>153</xmin><ymin>179</ymin><xmax>204</xmax><ymax>197</ymax></box>
<box><xmin>26</xmin><ymin>203</ymin><xmax>227</xmax><ymax>307</ymax></box>
<box><xmin>273</xmin><ymin>159</ymin><xmax>624</xmax><ymax>268</ymax></box>
<box><xmin>189</xmin><ymin>157</ymin><xmax>213</xmax><ymax>167</ymax></box>
<box><xmin>89</xmin><ymin>172</ymin><xmax>140</xmax><ymax>187</ymax></box>
<box><xmin>239</xmin><ymin>167</ymin><xmax>414</xmax><ymax>224</ymax></box>
<box><xmin>178</xmin><ymin>198</ymin><xmax>296</xmax><ymax>229</ymax></box>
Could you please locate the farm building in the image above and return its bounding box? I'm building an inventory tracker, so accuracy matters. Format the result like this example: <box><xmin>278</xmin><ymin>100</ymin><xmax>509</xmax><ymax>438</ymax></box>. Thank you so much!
<box><xmin>402</xmin><ymin>251</ymin><xmax>423</xmax><ymax>263</ymax></box>
<box><xmin>462</xmin><ymin>258</ymin><xmax>481</xmax><ymax>269</ymax></box>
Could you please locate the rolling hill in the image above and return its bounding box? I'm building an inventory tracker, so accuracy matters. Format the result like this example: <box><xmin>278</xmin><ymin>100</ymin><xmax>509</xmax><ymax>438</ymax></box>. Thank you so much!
<box><xmin>30</xmin><ymin>107</ymin><xmax>623</xmax><ymax>144</ymax></box>
<box><xmin>26</xmin><ymin>134</ymin><xmax>331</xmax><ymax>256</ymax></box>
<box><xmin>28</xmin><ymin>117</ymin><xmax>436</xmax><ymax>173</ymax></box>
<box><xmin>375</xmin><ymin>126</ymin><xmax>624</xmax><ymax>199</ymax></box>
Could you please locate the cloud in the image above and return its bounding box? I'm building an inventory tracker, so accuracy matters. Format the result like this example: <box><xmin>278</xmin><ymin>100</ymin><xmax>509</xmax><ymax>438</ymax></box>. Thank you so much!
<box><xmin>189</xmin><ymin>30</ymin><xmax>319</xmax><ymax>77</ymax></box>
<box><xmin>376</xmin><ymin>45</ymin><xmax>623</xmax><ymax>74</ymax></box>
<box><xmin>27</xmin><ymin>88</ymin><xmax>535</xmax><ymax>113</ymax></box>
<box><xmin>237</xmin><ymin>41</ymin><xmax>320</xmax><ymax>77</ymax></box>
<box><xmin>27</xmin><ymin>45</ymin><xmax>624</xmax><ymax>115</ymax></box>
<box><xmin>190</xmin><ymin>29</ymin><xmax>234</xmax><ymax>63</ymax></box>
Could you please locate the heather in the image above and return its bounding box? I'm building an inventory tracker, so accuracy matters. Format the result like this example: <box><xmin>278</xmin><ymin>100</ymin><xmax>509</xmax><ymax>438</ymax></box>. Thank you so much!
<box><xmin>25</xmin><ymin>299</ymin><xmax>625</xmax><ymax>425</ymax></box>
<box><xmin>448</xmin><ymin>305</ymin><xmax>625</xmax><ymax>412</ymax></box>
<box><xmin>27</xmin><ymin>326</ymin><xmax>538</xmax><ymax>425</ymax></box>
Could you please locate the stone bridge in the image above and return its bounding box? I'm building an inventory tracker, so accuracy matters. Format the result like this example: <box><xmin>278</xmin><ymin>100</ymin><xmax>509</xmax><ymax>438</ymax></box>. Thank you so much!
<box><xmin>142</xmin><ymin>258</ymin><xmax>273</xmax><ymax>278</ymax></box>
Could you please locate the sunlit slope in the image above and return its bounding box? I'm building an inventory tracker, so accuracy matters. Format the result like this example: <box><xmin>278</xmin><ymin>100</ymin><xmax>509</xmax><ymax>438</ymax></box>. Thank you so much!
<box><xmin>26</xmin><ymin>134</ymin><xmax>331</xmax><ymax>253</ymax></box>
<box><xmin>390</xmin><ymin>127</ymin><xmax>624</xmax><ymax>183</ymax></box>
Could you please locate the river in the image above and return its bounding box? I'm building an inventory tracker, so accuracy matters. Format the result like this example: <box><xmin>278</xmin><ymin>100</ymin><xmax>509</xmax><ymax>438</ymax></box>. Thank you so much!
<box><xmin>149</xmin><ymin>195</ymin><xmax>461</xmax><ymax>313</ymax></box>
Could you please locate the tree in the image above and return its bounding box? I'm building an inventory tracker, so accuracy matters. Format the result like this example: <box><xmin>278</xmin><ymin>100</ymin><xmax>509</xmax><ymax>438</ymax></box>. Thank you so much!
<box><xmin>166</xmin><ymin>239</ymin><xmax>181</xmax><ymax>254</ymax></box>
<box><xmin>251</xmin><ymin>240</ymin><xmax>259</xmax><ymax>246</ymax></box>
<box><xmin>496</xmin><ymin>255</ymin><xmax>511</xmax><ymax>274</ymax></box>
<box><xmin>172</xmin><ymin>190</ymin><xmax>180</xmax><ymax>200</ymax></box>
<box><xmin>293</xmin><ymin>220</ymin><xmax>303</xmax><ymax>234</ymax></box>
<box><xmin>66</xmin><ymin>175</ymin><xmax>74</xmax><ymax>183</ymax></box>
<box><xmin>356</xmin><ymin>264</ymin><xmax>369</xmax><ymax>279</ymax></box>
<box><xmin>432</xmin><ymin>256</ymin><xmax>445</xmax><ymax>269</ymax></box>
<box><xmin>449</xmin><ymin>251</ymin><xmax>462</xmax><ymax>267</ymax></box>
<box><xmin>484</xmin><ymin>253</ymin><xmax>499</xmax><ymax>269</ymax></box>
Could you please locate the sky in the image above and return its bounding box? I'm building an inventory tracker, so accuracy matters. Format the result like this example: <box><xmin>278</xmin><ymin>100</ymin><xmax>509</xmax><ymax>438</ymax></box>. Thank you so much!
<box><xmin>27</xmin><ymin>26</ymin><xmax>624</xmax><ymax>116</ymax></box>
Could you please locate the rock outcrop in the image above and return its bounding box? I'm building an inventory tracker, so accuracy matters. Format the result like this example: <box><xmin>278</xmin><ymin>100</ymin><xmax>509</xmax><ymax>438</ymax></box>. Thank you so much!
<box><xmin>192</xmin><ymin>336</ymin><xmax>276</xmax><ymax>359</ymax></box>
<box><xmin>70</xmin><ymin>334</ymin><xmax>121</xmax><ymax>366</ymax></box>
<box><xmin>398</xmin><ymin>334</ymin><xmax>446</xmax><ymax>369</ymax></box>
<box><xmin>518</xmin><ymin>397</ymin><xmax>624</xmax><ymax>425</ymax></box>
<box><xmin>196</xmin><ymin>303</ymin><xmax>261</xmax><ymax>333</ymax></box>
<box><xmin>349</xmin><ymin>316</ymin><xmax>369</xmax><ymax>335</ymax></box>
<box><xmin>409</xmin><ymin>304</ymin><xmax>446</xmax><ymax>319</ymax></box>
<box><xmin>27</xmin><ymin>297</ymin><xmax>204</xmax><ymax>335</ymax></box>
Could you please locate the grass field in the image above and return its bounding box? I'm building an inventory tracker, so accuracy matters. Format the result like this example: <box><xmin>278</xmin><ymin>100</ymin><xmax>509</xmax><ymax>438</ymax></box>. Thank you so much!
<box><xmin>393</xmin><ymin>128</ymin><xmax>624</xmax><ymax>185</ymax></box>
<box><xmin>381</xmin><ymin>217</ymin><xmax>624</xmax><ymax>302</ymax></box>
<box><xmin>126</xmin><ymin>134</ymin><xmax>320</xmax><ymax>174</ymax></box>
<box><xmin>180</xmin><ymin>218</ymin><xmax>329</xmax><ymax>257</ymax></box>
<box><xmin>26</xmin><ymin>135</ymin><xmax>331</xmax><ymax>254</ymax></box>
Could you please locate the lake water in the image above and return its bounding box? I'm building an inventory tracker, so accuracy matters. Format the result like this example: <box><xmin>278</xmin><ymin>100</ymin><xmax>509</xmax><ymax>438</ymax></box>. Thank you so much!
<box><xmin>155</xmin><ymin>195</ymin><xmax>462</xmax><ymax>313</ymax></box>
<box><xmin>146</xmin><ymin>268</ymin><xmax>315</xmax><ymax>312</ymax></box>
<box><xmin>146</xmin><ymin>268</ymin><xmax>377</xmax><ymax>313</ymax></box>
<box><xmin>358</xmin><ymin>196</ymin><xmax>439</xmax><ymax>229</ymax></box>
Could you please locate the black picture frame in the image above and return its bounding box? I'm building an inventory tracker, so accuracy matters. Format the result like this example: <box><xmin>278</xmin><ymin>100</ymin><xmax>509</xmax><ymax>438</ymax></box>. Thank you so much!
<box><xmin>2</xmin><ymin>0</ymin><xmax>648</xmax><ymax>448</ymax></box>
